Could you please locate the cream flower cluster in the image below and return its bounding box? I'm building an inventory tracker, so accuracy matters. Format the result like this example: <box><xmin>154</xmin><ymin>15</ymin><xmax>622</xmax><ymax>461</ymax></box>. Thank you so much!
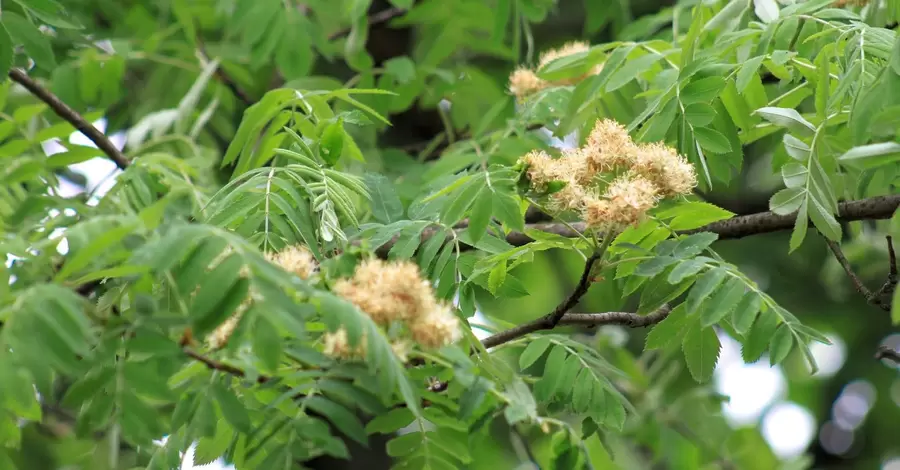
<box><xmin>323</xmin><ymin>259</ymin><xmax>463</xmax><ymax>362</ymax></box>
<box><xmin>205</xmin><ymin>245</ymin><xmax>318</xmax><ymax>350</ymax></box>
<box><xmin>508</xmin><ymin>41</ymin><xmax>602</xmax><ymax>101</ymax></box>
<box><xmin>521</xmin><ymin>119</ymin><xmax>697</xmax><ymax>231</ymax></box>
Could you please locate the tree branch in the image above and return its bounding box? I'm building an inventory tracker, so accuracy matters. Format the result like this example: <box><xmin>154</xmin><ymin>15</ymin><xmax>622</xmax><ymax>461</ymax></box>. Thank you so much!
<box><xmin>183</xmin><ymin>347</ymin><xmax>272</xmax><ymax>384</ymax></box>
<box><xmin>482</xmin><ymin>307</ymin><xmax>671</xmax><ymax>349</ymax></box>
<box><xmin>875</xmin><ymin>235</ymin><xmax>898</xmax><ymax>300</ymax></box>
<box><xmin>824</xmin><ymin>237</ymin><xmax>894</xmax><ymax>312</ymax></box>
<box><xmin>875</xmin><ymin>345</ymin><xmax>900</xmax><ymax>364</ymax></box>
<box><xmin>9</xmin><ymin>68</ymin><xmax>130</xmax><ymax>170</ymax></box>
<box><xmin>327</xmin><ymin>7</ymin><xmax>406</xmax><ymax>41</ymax></box>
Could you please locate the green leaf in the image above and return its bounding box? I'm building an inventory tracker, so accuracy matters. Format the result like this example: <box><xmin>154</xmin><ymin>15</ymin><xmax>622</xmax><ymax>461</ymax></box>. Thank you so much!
<box><xmin>645</xmin><ymin>303</ymin><xmax>689</xmax><ymax>350</ymax></box>
<box><xmin>519</xmin><ymin>337</ymin><xmax>552</xmax><ymax>370</ymax></box>
<box><xmin>700</xmin><ymin>277</ymin><xmax>746</xmax><ymax>327</ymax></box>
<box><xmin>211</xmin><ymin>382</ymin><xmax>252</xmax><ymax>433</ymax></box>
<box><xmin>732</xmin><ymin>293</ymin><xmax>762</xmax><ymax>335</ymax></box>
<box><xmin>769</xmin><ymin>325</ymin><xmax>794</xmax><ymax>365</ymax></box>
<box><xmin>682</xmin><ymin>322</ymin><xmax>721</xmax><ymax>383</ymax></box>
<box><xmin>754</xmin><ymin>107</ymin><xmax>816</xmax><ymax>136</ymax></box>
<box><xmin>365</xmin><ymin>173</ymin><xmax>404</xmax><ymax>224</ymax></box>
<box><xmin>769</xmin><ymin>187</ymin><xmax>804</xmax><ymax>215</ymax></box>
<box><xmin>488</xmin><ymin>258</ymin><xmax>507</xmax><ymax>295</ymax></box>
<box><xmin>781</xmin><ymin>162</ymin><xmax>807</xmax><ymax>189</ymax></box>
<box><xmin>684</xmin><ymin>102</ymin><xmax>716</xmax><ymax>126</ymax></box>
<box><xmin>668</xmin><ymin>259</ymin><xmax>706</xmax><ymax>284</ymax></box>
<box><xmin>736</xmin><ymin>56</ymin><xmax>765</xmax><ymax>93</ymax></box>
<box><xmin>742</xmin><ymin>309</ymin><xmax>779</xmax><ymax>362</ymax></box>
<box><xmin>305</xmin><ymin>395</ymin><xmax>368</xmax><ymax>445</ymax></box>
<box><xmin>3</xmin><ymin>12</ymin><xmax>56</xmax><ymax>70</ymax></box>
<box><xmin>440</xmin><ymin>177</ymin><xmax>481</xmax><ymax>226</ymax></box>
<box><xmin>672</xmin><ymin>232</ymin><xmax>718</xmax><ymax>259</ymax></box>
<box><xmin>789</xmin><ymin>201</ymin><xmax>809</xmax><ymax>252</ymax></box>
<box><xmin>493</xmin><ymin>194</ymin><xmax>525</xmax><ymax>232</ymax></box>
<box><xmin>693</xmin><ymin>127</ymin><xmax>732</xmax><ymax>154</ymax></box>
<box><xmin>838</xmin><ymin>142</ymin><xmax>900</xmax><ymax>169</ymax></box>
<box><xmin>10</xmin><ymin>0</ymin><xmax>82</xmax><ymax>29</ymax></box>
<box><xmin>572</xmin><ymin>369</ymin><xmax>595</xmax><ymax>413</ymax></box>
<box><xmin>366</xmin><ymin>408</ymin><xmax>415</xmax><ymax>434</ymax></box>
<box><xmin>0</xmin><ymin>25</ymin><xmax>13</xmax><ymax>79</ymax></box>
<box><xmin>467</xmin><ymin>186</ymin><xmax>494</xmax><ymax>244</ymax></box>
<box><xmin>686</xmin><ymin>268</ymin><xmax>727</xmax><ymax>313</ymax></box>
<box><xmin>680</xmin><ymin>77</ymin><xmax>726</xmax><ymax>104</ymax></box>
<box><xmin>606</xmin><ymin>52</ymin><xmax>663</xmax><ymax>92</ymax></box>
<box><xmin>319</xmin><ymin>120</ymin><xmax>345</xmax><ymax>165</ymax></box>
<box><xmin>655</xmin><ymin>202</ymin><xmax>734</xmax><ymax>230</ymax></box>
<box><xmin>635</xmin><ymin>256</ymin><xmax>678</xmax><ymax>277</ymax></box>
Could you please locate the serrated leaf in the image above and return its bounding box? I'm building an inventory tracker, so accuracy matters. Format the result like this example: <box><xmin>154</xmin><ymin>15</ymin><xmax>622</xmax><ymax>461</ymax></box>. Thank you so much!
<box><xmin>680</xmin><ymin>77</ymin><xmax>726</xmax><ymax>104</ymax></box>
<box><xmin>539</xmin><ymin>346</ymin><xmax>568</xmax><ymax>399</ymax></box>
<box><xmin>789</xmin><ymin>200</ymin><xmax>809</xmax><ymax>252</ymax></box>
<box><xmin>769</xmin><ymin>325</ymin><xmax>794</xmax><ymax>365</ymax></box>
<box><xmin>211</xmin><ymin>383</ymin><xmax>252</xmax><ymax>433</ymax></box>
<box><xmin>488</xmin><ymin>258</ymin><xmax>507</xmax><ymax>295</ymax></box>
<box><xmin>305</xmin><ymin>395</ymin><xmax>368</xmax><ymax>445</ymax></box>
<box><xmin>606</xmin><ymin>52</ymin><xmax>663</xmax><ymax>92</ymax></box>
<box><xmin>668</xmin><ymin>259</ymin><xmax>707</xmax><ymax>284</ymax></box>
<box><xmin>700</xmin><ymin>277</ymin><xmax>746</xmax><ymax>326</ymax></box>
<box><xmin>519</xmin><ymin>337</ymin><xmax>552</xmax><ymax>370</ymax></box>
<box><xmin>693</xmin><ymin>127</ymin><xmax>732</xmax><ymax>154</ymax></box>
<box><xmin>742</xmin><ymin>309</ymin><xmax>779</xmax><ymax>362</ymax></box>
<box><xmin>572</xmin><ymin>369</ymin><xmax>595</xmax><ymax>413</ymax></box>
<box><xmin>769</xmin><ymin>187</ymin><xmax>805</xmax><ymax>215</ymax></box>
<box><xmin>736</xmin><ymin>56</ymin><xmax>766</xmax><ymax>93</ymax></box>
<box><xmin>366</xmin><ymin>408</ymin><xmax>415</xmax><ymax>434</ymax></box>
<box><xmin>682</xmin><ymin>322</ymin><xmax>721</xmax><ymax>383</ymax></box>
<box><xmin>645</xmin><ymin>304</ymin><xmax>689</xmax><ymax>350</ymax></box>
<box><xmin>672</xmin><ymin>232</ymin><xmax>718</xmax><ymax>259</ymax></box>
<box><xmin>838</xmin><ymin>142</ymin><xmax>900</xmax><ymax>169</ymax></box>
<box><xmin>467</xmin><ymin>186</ymin><xmax>494</xmax><ymax>244</ymax></box>
<box><xmin>365</xmin><ymin>173</ymin><xmax>404</xmax><ymax>223</ymax></box>
<box><xmin>684</xmin><ymin>102</ymin><xmax>716</xmax><ymax>126</ymax></box>
<box><xmin>686</xmin><ymin>268</ymin><xmax>727</xmax><ymax>313</ymax></box>
<box><xmin>754</xmin><ymin>107</ymin><xmax>816</xmax><ymax>136</ymax></box>
<box><xmin>655</xmin><ymin>202</ymin><xmax>734</xmax><ymax>230</ymax></box>
<box><xmin>732</xmin><ymin>293</ymin><xmax>762</xmax><ymax>335</ymax></box>
<box><xmin>635</xmin><ymin>256</ymin><xmax>678</xmax><ymax>277</ymax></box>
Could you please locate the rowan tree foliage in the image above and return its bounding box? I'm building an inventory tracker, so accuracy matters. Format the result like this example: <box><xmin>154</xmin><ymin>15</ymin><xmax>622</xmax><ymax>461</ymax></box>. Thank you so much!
<box><xmin>1</xmin><ymin>0</ymin><xmax>899</xmax><ymax>469</ymax></box>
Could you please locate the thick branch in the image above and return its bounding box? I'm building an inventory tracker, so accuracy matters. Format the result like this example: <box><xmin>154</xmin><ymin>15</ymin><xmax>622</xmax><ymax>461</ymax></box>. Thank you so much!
<box><xmin>544</xmin><ymin>252</ymin><xmax>603</xmax><ymax>327</ymax></box>
<box><xmin>9</xmin><ymin>68</ymin><xmax>130</xmax><ymax>170</ymax></box>
<box><xmin>481</xmin><ymin>307</ymin><xmax>671</xmax><ymax>349</ymax></box>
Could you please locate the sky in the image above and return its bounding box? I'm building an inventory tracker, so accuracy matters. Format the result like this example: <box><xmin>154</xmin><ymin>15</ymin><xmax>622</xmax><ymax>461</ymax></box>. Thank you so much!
<box><xmin>32</xmin><ymin>118</ymin><xmax>864</xmax><ymax>468</ymax></box>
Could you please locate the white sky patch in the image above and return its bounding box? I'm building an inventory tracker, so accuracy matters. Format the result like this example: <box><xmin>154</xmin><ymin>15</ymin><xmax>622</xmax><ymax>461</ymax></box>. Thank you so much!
<box><xmin>762</xmin><ymin>401</ymin><xmax>816</xmax><ymax>458</ymax></box>
<box><xmin>809</xmin><ymin>334</ymin><xmax>847</xmax><ymax>379</ymax></box>
<box><xmin>715</xmin><ymin>333</ymin><xmax>786</xmax><ymax>426</ymax></box>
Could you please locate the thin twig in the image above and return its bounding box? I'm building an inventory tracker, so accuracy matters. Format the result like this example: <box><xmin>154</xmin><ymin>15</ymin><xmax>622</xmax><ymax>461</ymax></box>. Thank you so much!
<box><xmin>825</xmin><ymin>238</ymin><xmax>891</xmax><ymax>312</ymax></box>
<box><xmin>9</xmin><ymin>68</ymin><xmax>130</xmax><ymax>170</ymax></box>
<box><xmin>327</xmin><ymin>7</ymin><xmax>406</xmax><ymax>41</ymax></box>
<box><xmin>183</xmin><ymin>347</ymin><xmax>271</xmax><ymax>384</ymax></box>
<box><xmin>875</xmin><ymin>346</ymin><xmax>900</xmax><ymax>364</ymax></box>
<box><xmin>875</xmin><ymin>235</ymin><xmax>897</xmax><ymax>300</ymax></box>
<box><xmin>545</xmin><ymin>252</ymin><xmax>604</xmax><ymax>327</ymax></box>
<box><xmin>482</xmin><ymin>307</ymin><xmax>671</xmax><ymax>350</ymax></box>
<box><xmin>196</xmin><ymin>36</ymin><xmax>254</xmax><ymax>106</ymax></box>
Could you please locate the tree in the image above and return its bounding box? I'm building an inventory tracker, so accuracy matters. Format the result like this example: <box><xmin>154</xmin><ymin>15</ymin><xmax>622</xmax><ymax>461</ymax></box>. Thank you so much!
<box><xmin>1</xmin><ymin>0</ymin><xmax>899</xmax><ymax>468</ymax></box>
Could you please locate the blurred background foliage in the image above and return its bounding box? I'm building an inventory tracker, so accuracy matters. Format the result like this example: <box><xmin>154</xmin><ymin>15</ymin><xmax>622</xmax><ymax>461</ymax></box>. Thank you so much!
<box><xmin>3</xmin><ymin>0</ymin><xmax>900</xmax><ymax>469</ymax></box>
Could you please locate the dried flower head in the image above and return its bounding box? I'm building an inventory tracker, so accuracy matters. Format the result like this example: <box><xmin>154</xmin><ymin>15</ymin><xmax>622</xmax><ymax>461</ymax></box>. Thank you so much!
<box><xmin>631</xmin><ymin>142</ymin><xmax>698</xmax><ymax>197</ymax></box>
<box><xmin>206</xmin><ymin>300</ymin><xmax>250</xmax><ymax>350</ymax></box>
<box><xmin>538</xmin><ymin>41</ymin><xmax>591</xmax><ymax>69</ymax></box>
<box><xmin>269</xmin><ymin>245</ymin><xmax>317</xmax><ymax>280</ymax></box>
<box><xmin>583</xmin><ymin>119</ymin><xmax>639</xmax><ymax>174</ymax></box>
<box><xmin>509</xmin><ymin>67</ymin><xmax>547</xmax><ymax>101</ymax></box>
<box><xmin>584</xmin><ymin>173</ymin><xmax>660</xmax><ymax>230</ymax></box>
<box><xmin>391</xmin><ymin>340</ymin><xmax>413</xmax><ymax>363</ymax></box>
<box><xmin>409</xmin><ymin>303</ymin><xmax>463</xmax><ymax>349</ymax></box>
<box><xmin>333</xmin><ymin>259</ymin><xmax>436</xmax><ymax>326</ymax></box>
<box><xmin>322</xmin><ymin>328</ymin><xmax>367</xmax><ymax>360</ymax></box>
